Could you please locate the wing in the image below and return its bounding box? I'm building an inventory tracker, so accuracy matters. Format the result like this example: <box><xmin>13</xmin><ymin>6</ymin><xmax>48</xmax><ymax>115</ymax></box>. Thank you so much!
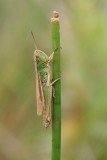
<box><xmin>34</xmin><ymin>56</ymin><xmax>45</xmax><ymax>116</ymax></box>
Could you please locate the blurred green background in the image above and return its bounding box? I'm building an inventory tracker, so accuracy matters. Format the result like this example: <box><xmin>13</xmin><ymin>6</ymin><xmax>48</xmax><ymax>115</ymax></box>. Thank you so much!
<box><xmin>0</xmin><ymin>0</ymin><xmax>107</xmax><ymax>160</ymax></box>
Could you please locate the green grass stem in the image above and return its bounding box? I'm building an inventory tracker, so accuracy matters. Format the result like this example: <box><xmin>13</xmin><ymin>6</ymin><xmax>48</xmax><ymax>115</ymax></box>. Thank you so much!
<box><xmin>51</xmin><ymin>11</ymin><xmax>61</xmax><ymax>160</ymax></box>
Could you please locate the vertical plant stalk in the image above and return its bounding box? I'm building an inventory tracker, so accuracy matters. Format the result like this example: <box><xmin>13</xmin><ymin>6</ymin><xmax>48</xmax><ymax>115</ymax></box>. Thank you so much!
<box><xmin>51</xmin><ymin>11</ymin><xmax>61</xmax><ymax>160</ymax></box>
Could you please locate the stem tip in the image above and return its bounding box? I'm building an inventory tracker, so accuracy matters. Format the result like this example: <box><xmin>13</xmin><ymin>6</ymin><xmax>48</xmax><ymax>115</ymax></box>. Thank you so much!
<box><xmin>51</xmin><ymin>11</ymin><xmax>59</xmax><ymax>22</ymax></box>
<box><xmin>53</xmin><ymin>11</ymin><xmax>59</xmax><ymax>18</ymax></box>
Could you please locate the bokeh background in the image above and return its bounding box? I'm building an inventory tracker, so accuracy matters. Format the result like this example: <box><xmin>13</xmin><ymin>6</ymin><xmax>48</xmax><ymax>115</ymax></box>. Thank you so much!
<box><xmin>0</xmin><ymin>0</ymin><xmax>107</xmax><ymax>160</ymax></box>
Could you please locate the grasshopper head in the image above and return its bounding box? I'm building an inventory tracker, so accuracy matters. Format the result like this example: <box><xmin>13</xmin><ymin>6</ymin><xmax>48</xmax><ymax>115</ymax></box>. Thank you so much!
<box><xmin>34</xmin><ymin>50</ymin><xmax>49</xmax><ymax>63</ymax></box>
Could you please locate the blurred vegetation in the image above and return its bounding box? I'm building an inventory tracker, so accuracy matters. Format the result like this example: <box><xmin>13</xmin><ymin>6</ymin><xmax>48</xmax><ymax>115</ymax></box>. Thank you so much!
<box><xmin>0</xmin><ymin>0</ymin><xmax>107</xmax><ymax>160</ymax></box>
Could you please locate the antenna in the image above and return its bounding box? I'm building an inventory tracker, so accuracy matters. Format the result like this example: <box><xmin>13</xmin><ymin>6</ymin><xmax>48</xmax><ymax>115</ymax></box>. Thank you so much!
<box><xmin>31</xmin><ymin>31</ymin><xmax>38</xmax><ymax>50</ymax></box>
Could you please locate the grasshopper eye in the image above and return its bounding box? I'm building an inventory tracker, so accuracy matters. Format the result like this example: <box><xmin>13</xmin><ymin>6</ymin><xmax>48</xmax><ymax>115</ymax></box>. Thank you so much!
<box><xmin>34</xmin><ymin>50</ymin><xmax>39</xmax><ymax>57</ymax></box>
<box><xmin>36</xmin><ymin>54</ymin><xmax>39</xmax><ymax>58</ymax></box>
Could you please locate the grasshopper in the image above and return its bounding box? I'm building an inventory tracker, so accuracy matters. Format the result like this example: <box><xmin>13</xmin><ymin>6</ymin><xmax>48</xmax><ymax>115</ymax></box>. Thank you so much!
<box><xmin>31</xmin><ymin>32</ymin><xmax>59</xmax><ymax>127</ymax></box>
